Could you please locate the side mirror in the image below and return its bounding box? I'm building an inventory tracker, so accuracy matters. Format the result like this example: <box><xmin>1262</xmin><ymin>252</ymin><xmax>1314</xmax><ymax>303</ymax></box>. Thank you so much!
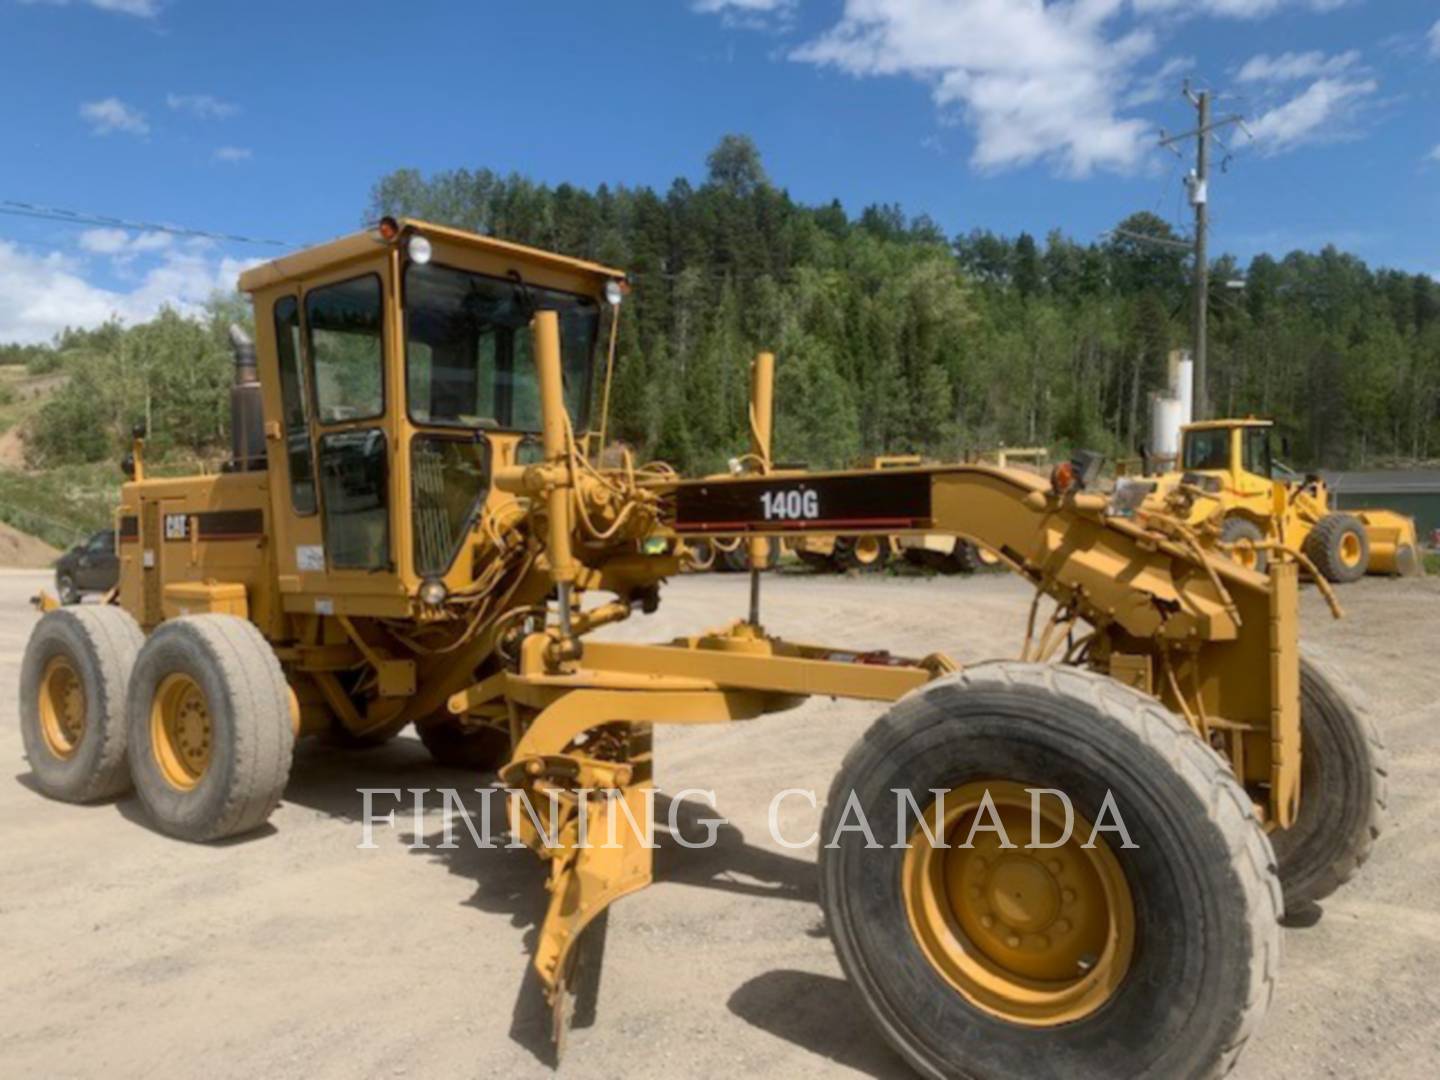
<box><xmin>121</xmin><ymin>452</ymin><xmax>136</xmax><ymax>479</ymax></box>
<box><xmin>131</xmin><ymin>421</ymin><xmax>147</xmax><ymax>440</ymax></box>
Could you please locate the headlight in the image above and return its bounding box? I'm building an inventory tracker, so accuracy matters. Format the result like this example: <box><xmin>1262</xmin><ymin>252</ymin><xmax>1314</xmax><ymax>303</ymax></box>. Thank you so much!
<box><xmin>407</xmin><ymin>234</ymin><xmax>433</xmax><ymax>265</ymax></box>
<box><xmin>418</xmin><ymin>578</ymin><xmax>448</xmax><ymax>607</ymax></box>
<box><xmin>604</xmin><ymin>279</ymin><xmax>624</xmax><ymax>306</ymax></box>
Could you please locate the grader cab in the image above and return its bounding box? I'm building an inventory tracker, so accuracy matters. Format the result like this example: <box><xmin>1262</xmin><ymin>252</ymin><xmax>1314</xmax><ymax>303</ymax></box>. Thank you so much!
<box><xmin>1134</xmin><ymin>417</ymin><xmax>1422</xmax><ymax>582</ymax></box>
<box><xmin>21</xmin><ymin>219</ymin><xmax>1387</xmax><ymax>1079</ymax></box>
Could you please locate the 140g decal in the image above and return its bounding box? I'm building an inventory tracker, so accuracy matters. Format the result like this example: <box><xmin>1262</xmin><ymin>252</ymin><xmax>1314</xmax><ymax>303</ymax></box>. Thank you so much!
<box><xmin>760</xmin><ymin>487</ymin><xmax>820</xmax><ymax>522</ymax></box>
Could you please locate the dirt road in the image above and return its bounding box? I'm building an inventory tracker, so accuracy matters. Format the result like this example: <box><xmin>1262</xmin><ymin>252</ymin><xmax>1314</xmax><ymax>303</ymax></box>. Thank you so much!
<box><xmin>2</xmin><ymin>567</ymin><xmax>1438</xmax><ymax>1078</ymax></box>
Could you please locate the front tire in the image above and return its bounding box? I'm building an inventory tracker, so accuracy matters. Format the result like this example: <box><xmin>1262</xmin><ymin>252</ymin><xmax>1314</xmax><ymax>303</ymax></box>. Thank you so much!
<box><xmin>19</xmin><ymin>606</ymin><xmax>143</xmax><ymax>802</ymax></box>
<box><xmin>821</xmin><ymin>662</ymin><xmax>1281</xmax><ymax>1080</ymax></box>
<box><xmin>57</xmin><ymin>573</ymin><xmax>81</xmax><ymax>605</ymax></box>
<box><xmin>1305</xmin><ymin>513</ymin><xmax>1368</xmax><ymax>583</ymax></box>
<box><xmin>1270</xmin><ymin>657</ymin><xmax>1386</xmax><ymax>911</ymax></box>
<box><xmin>126</xmin><ymin>615</ymin><xmax>294</xmax><ymax>842</ymax></box>
<box><xmin>417</xmin><ymin>719</ymin><xmax>511</xmax><ymax>771</ymax></box>
<box><xmin>1221</xmin><ymin>516</ymin><xmax>1269</xmax><ymax>574</ymax></box>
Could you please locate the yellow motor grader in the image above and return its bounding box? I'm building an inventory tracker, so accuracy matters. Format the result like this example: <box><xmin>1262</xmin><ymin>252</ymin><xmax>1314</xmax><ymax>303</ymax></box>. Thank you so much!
<box><xmin>20</xmin><ymin>219</ymin><xmax>1387</xmax><ymax>1079</ymax></box>
<box><xmin>1131</xmin><ymin>417</ymin><xmax>1422</xmax><ymax>582</ymax></box>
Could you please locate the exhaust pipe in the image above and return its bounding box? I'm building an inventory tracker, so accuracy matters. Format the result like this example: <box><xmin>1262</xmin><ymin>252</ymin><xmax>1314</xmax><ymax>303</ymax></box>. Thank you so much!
<box><xmin>227</xmin><ymin>324</ymin><xmax>266</xmax><ymax>473</ymax></box>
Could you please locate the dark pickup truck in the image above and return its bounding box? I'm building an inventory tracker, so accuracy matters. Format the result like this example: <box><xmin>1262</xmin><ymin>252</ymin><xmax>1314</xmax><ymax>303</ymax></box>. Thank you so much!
<box><xmin>54</xmin><ymin>528</ymin><xmax>119</xmax><ymax>604</ymax></box>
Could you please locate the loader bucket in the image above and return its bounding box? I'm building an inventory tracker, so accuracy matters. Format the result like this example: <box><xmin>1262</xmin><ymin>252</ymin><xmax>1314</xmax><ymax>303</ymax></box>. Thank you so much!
<box><xmin>1354</xmin><ymin>509</ymin><xmax>1424</xmax><ymax>576</ymax></box>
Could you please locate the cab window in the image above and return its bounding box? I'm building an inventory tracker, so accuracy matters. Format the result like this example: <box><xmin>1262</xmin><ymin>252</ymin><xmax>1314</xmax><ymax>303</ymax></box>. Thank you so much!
<box><xmin>1242</xmin><ymin>428</ymin><xmax>1273</xmax><ymax>477</ymax></box>
<box><xmin>308</xmin><ymin>275</ymin><xmax>385</xmax><ymax>424</ymax></box>
<box><xmin>274</xmin><ymin>296</ymin><xmax>316</xmax><ymax>514</ymax></box>
<box><xmin>318</xmin><ymin>429</ymin><xmax>389</xmax><ymax>570</ymax></box>
<box><xmin>412</xmin><ymin>435</ymin><xmax>491</xmax><ymax>576</ymax></box>
<box><xmin>1182</xmin><ymin>429</ymin><xmax>1230</xmax><ymax>471</ymax></box>
<box><xmin>403</xmin><ymin>262</ymin><xmax>598</xmax><ymax>431</ymax></box>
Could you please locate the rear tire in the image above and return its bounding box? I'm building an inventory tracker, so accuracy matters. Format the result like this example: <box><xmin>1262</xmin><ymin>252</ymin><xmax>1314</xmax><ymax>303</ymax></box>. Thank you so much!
<box><xmin>1221</xmin><ymin>516</ymin><xmax>1269</xmax><ymax>574</ymax></box>
<box><xmin>1270</xmin><ymin>657</ymin><xmax>1386</xmax><ymax>911</ymax></box>
<box><xmin>796</xmin><ymin>548</ymin><xmax>834</xmax><ymax>572</ymax></box>
<box><xmin>417</xmin><ymin>719</ymin><xmax>511</xmax><ymax>771</ymax></box>
<box><xmin>832</xmin><ymin>536</ymin><xmax>889</xmax><ymax>573</ymax></box>
<box><xmin>19</xmin><ymin>605</ymin><xmax>143</xmax><ymax>802</ymax></box>
<box><xmin>821</xmin><ymin>662</ymin><xmax>1280</xmax><ymax>1080</ymax></box>
<box><xmin>1304</xmin><ymin>514</ymin><xmax>1368</xmax><ymax>583</ymax></box>
<box><xmin>947</xmin><ymin>541</ymin><xmax>981</xmax><ymax>574</ymax></box>
<box><xmin>126</xmin><ymin>615</ymin><xmax>294</xmax><ymax>842</ymax></box>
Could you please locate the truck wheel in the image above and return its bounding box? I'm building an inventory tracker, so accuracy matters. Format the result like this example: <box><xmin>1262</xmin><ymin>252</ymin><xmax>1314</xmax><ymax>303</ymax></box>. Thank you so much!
<box><xmin>796</xmin><ymin>548</ymin><xmax>833</xmax><ymax>572</ymax></box>
<box><xmin>126</xmin><ymin>615</ymin><xmax>294</xmax><ymax>842</ymax></box>
<box><xmin>947</xmin><ymin>541</ymin><xmax>981</xmax><ymax>574</ymax></box>
<box><xmin>56</xmin><ymin>572</ymin><xmax>81</xmax><ymax>606</ymax></box>
<box><xmin>820</xmin><ymin>662</ymin><xmax>1280</xmax><ymax>1080</ymax></box>
<box><xmin>832</xmin><ymin>536</ymin><xmax>889</xmax><ymax>573</ymax></box>
<box><xmin>1304</xmin><ymin>514</ymin><xmax>1368</xmax><ymax>583</ymax></box>
<box><xmin>19</xmin><ymin>606</ymin><xmax>144</xmax><ymax>802</ymax></box>
<box><xmin>1270</xmin><ymin>658</ymin><xmax>1386</xmax><ymax>911</ymax></box>
<box><xmin>418</xmin><ymin>719</ymin><xmax>511</xmax><ymax>771</ymax></box>
<box><xmin>718</xmin><ymin>539</ymin><xmax>777</xmax><ymax>573</ymax></box>
<box><xmin>1221</xmin><ymin>516</ymin><xmax>1269</xmax><ymax>573</ymax></box>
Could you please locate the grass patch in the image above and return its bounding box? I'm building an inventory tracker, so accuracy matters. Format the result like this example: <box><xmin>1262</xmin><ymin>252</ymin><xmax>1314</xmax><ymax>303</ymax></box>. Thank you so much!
<box><xmin>1425</xmin><ymin>551</ymin><xmax>1440</xmax><ymax>576</ymax></box>
<box><xmin>0</xmin><ymin>463</ymin><xmax>123</xmax><ymax>549</ymax></box>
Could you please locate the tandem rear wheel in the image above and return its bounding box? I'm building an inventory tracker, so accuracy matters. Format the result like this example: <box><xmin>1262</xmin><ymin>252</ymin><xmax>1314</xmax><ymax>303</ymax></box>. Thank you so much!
<box><xmin>125</xmin><ymin>615</ymin><xmax>295</xmax><ymax>842</ymax></box>
<box><xmin>821</xmin><ymin>662</ymin><xmax>1281</xmax><ymax>1080</ymax></box>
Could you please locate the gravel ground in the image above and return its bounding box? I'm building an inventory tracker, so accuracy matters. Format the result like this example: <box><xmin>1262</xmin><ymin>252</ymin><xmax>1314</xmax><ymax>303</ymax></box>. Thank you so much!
<box><xmin>1</xmin><ymin>566</ymin><xmax>1437</xmax><ymax>1079</ymax></box>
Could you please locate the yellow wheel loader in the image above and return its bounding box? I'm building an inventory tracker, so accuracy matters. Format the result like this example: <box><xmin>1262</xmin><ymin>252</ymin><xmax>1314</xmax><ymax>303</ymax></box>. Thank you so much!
<box><xmin>19</xmin><ymin>219</ymin><xmax>1388</xmax><ymax>1079</ymax></box>
<box><xmin>1131</xmin><ymin>418</ymin><xmax>1422</xmax><ymax>582</ymax></box>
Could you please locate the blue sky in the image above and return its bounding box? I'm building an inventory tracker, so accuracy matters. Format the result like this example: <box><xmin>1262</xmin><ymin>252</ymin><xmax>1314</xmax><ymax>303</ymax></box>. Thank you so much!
<box><xmin>0</xmin><ymin>0</ymin><xmax>1436</xmax><ymax>342</ymax></box>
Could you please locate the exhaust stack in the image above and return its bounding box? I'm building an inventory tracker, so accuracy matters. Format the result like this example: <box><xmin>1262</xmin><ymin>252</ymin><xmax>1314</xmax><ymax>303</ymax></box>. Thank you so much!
<box><xmin>227</xmin><ymin>324</ymin><xmax>266</xmax><ymax>473</ymax></box>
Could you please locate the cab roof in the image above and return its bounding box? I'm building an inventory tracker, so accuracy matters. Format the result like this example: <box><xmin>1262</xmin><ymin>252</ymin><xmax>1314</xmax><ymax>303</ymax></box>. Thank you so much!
<box><xmin>237</xmin><ymin>217</ymin><xmax>626</xmax><ymax>294</ymax></box>
<box><xmin>1184</xmin><ymin>417</ymin><xmax>1273</xmax><ymax>432</ymax></box>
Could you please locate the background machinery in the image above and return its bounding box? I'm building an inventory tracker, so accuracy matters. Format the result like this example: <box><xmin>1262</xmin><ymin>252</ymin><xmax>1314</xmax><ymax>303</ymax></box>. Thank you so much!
<box><xmin>1133</xmin><ymin>417</ymin><xmax>1422</xmax><ymax>582</ymax></box>
<box><xmin>20</xmin><ymin>220</ymin><xmax>1386</xmax><ymax>1079</ymax></box>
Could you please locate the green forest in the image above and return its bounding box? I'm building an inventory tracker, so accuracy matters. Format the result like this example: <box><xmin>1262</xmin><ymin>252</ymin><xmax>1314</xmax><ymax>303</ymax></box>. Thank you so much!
<box><xmin>5</xmin><ymin>135</ymin><xmax>1439</xmax><ymax>490</ymax></box>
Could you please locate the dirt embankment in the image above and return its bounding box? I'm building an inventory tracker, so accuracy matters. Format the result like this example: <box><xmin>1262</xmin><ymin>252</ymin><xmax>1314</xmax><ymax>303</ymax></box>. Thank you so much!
<box><xmin>0</xmin><ymin>520</ymin><xmax>59</xmax><ymax>568</ymax></box>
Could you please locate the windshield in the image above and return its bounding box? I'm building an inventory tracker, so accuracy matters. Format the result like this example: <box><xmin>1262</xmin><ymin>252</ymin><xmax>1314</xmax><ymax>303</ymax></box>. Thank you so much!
<box><xmin>404</xmin><ymin>262</ymin><xmax>599</xmax><ymax>431</ymax></box>
<box><xmin>1182</xmin><ymin>429</ymin><xmax>1231</xmax><ymax>471</ymax></box>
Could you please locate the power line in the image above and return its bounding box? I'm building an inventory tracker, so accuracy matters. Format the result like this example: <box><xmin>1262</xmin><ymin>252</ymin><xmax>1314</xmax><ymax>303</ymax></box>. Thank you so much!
<box><xmin>0</xmin><ymin>199</ymin><xmax>294</xmax><ymax>248</ymax></box>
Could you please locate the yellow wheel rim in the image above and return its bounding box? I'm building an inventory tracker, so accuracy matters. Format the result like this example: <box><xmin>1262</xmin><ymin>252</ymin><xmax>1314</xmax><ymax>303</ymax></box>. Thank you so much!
<box><xmin>1339</xmin><ymin>532</ymin><xmax>1362</xmax><ymax>568</ymax></box>
<box><xmin>150</xmin><ymin>673</ymin><xmax>213</xmax><ymax>790</ymax></box>
<box><xmin>854</xmin><ymin>537</ymin><xmax>882</xmax><ymax>565</ymax></box>
<box><xmin>1232</xmin><ymin>541</ymin><xmax>1257</xmax><ymax>570</ymax></box>
<box><xmin>902</xmin><ymin>780</ymin><xmax>1135</xmax><ymax>1027</ymax></box>
<box><xmin>38</xmin><ymin>655</ymin><xmax>86</xmax><ymax>759</ymax></box>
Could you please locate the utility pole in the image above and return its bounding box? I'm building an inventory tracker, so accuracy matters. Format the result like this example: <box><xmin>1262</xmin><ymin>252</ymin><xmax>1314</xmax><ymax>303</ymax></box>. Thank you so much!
<box><xmin>1159</xmin><ymin>85</ymin><xmax>1242</xmax><ymax>421</ymax></box>
<box><xmin>1189</xmin><ymin>87</ymin><xmax>1210</xmax><ymax>420</ymax></box>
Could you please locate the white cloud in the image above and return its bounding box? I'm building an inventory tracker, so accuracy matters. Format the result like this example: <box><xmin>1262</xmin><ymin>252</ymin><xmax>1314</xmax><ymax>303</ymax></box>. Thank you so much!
<box><xmin>0</xmin><ymin>239</ymin><xmax>258</xmax><ymax>345</ymax></box>
<box><xmin>212</xmin><ymin>146</ymin><xmax>253</xmax><ymax>163</ymax></box>
<box><xmin>1237</xmin><ymin>49</ymin><xmax>1359</xmax><ymax>83</ymax></box>
<box><xmin>1247</xmin><ymin>76</ymin><xmax>1377</xmax><ymax>151</ymax></box>
<box><xmin>699</xmin><ymin>0</ymin><xmax>1367</xmax><ymax>177</ymax></box>
<box><xmin>21</xmin><ymin>0</ymin><xmax>159</xmax><ymax>16</ymax></box>
<box><xmin>167</xmin><ymin>93</ymin><xmax>241</xmax><ymax>119</ymax></box>
<box><xmin>1134</xmin><ymin>0</ymin><xmax>1348</xmax><ymax>17</ymax></box>
<box><xmin>1125</xmin><ymin>55</ymin><xmax>1194</xmax><ymax>107</ymax></box>
<box><xmin>789</xmin><ymin>0</ymin><xmax>1156</xmax><ymax>176</ymax></box>
<box><xmin>1428</xmin><ymin>143</ymin><xmax>1440</xmax><ymax>162</ymax></box>
<box><xmin>1429</xmin><ymin>19</ymin><xmax>1440</xmax><ymax>58</ymax></box>
<box><xmin>79</xmin><ymin>97</ymin><xmax>148</xmax><ymax>136</ymax></box>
